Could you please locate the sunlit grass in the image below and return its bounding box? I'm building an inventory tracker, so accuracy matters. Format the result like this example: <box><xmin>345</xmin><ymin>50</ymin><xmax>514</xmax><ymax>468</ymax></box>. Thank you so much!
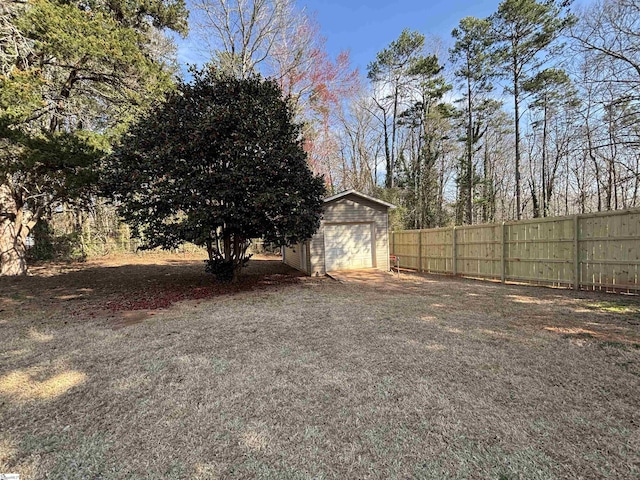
<box><xmin>586</xmin><ymin>300</ymin><xmax>640</xmax><ymax>316</ymax></box>
<box><xmin>0</xmin><ymin>368</ymin><xmax>87</xmax><ymax>401</ymax></box>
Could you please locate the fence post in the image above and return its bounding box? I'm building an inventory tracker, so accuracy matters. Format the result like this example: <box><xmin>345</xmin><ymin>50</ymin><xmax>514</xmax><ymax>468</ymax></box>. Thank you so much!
<box><xmin>573</xmin><ymin>215</ymin><xmax>580</xmax><ymax>290</ymax></box>
<box><xmin>501</xmin><ymin>222</ymin><xmax>506</xmax><ymax>283</ymax></box>
<box><xmin>418</xmin><ymin>231</ymin><xmax>423</xmax><ymax>272</ymax></box>
<box><xmin>452</xmin><ymin>226</ymin><xmax>457</xmax><ymax>276</ymax></box>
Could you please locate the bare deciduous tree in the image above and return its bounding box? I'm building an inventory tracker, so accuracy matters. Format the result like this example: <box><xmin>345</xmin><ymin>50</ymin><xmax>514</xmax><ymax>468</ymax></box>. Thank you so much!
<box><xmin>191</xmin><ymin>0</ymin><xmax>298</xmax><ymax>78</ymax></box>
<box><xmin>336</xmin><ymin>92</ymin><xmax>382</xmax><ymax>193</ymax></box>
<box><xmin>571</xmin><ymin>0</ymin><xmax>640</xmax><ymax>91</ymax></box>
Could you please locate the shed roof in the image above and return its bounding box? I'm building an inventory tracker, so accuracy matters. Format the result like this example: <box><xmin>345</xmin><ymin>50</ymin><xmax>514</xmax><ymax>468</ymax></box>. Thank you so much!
<box><xmin>323</xmin><ymin>189</ymin><xmax>396</xmax><ymax>209</ymax></box>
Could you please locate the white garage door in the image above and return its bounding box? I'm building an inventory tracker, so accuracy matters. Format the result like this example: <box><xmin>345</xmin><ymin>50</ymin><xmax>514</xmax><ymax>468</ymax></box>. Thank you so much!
<box><xmin>324</xmin><ymin>223</ymin><xmax>373</xmax><ymax>271</ymax></box>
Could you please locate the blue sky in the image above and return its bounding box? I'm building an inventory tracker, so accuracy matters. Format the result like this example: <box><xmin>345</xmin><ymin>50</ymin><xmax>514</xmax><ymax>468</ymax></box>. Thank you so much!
<box><xmin>177</xmin><ymin>0</ymin><xmax>589</xmax><ymax>77</ymax></box>
<box><xmin>177</xmin><ymin>0</ymin><xmax>500</xmax><ymax>75</ymax></box>
<box><xmin>299</xmin><ymin>0</ymin><xmax>498</xmax><ymax>73</ymax></box>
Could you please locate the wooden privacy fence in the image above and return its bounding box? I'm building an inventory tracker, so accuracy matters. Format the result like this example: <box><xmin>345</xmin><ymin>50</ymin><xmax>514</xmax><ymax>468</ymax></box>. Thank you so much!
<box><xmin>390</xmin><ymin>209</ymin><xmax>640</xmax><ymax>293</ymax></box>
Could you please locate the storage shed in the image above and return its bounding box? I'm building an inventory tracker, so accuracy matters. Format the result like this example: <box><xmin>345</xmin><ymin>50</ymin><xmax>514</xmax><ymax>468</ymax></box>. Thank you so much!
<box><xmin>283</xmin><ymin>190</ymin><xmax>395</xmax><ymax>275</ymax></box>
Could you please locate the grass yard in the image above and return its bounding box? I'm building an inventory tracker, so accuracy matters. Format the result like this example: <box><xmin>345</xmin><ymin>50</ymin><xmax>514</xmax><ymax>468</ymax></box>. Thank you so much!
<box><xmin>1</xmin><ymin>254</ymin><xmax>639</xmax><ymax>479</ymax></box>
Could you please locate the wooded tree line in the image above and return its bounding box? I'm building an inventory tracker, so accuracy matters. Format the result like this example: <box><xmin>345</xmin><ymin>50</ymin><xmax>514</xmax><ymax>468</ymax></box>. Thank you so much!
<box><xmin>1</xmin><ymin>0</ymin><xmax>333</xmax><ymax>275</ymax></box>
<box><xmin>1</xmin><ymin>0</ymin><xmax>638</xmax><ymax>274</ymax></box>
<box><xmin>1</xmin><ymin>0</ymin><xmax>189</xmax><ymax>273</ymax></box>
<box><xmin>332</xmin><ymin>0</ymin><xmax>640</xmax><ymax>230</ymax></box>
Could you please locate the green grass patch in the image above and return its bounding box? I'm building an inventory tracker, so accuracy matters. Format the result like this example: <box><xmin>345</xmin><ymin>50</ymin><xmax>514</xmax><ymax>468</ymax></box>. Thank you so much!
<box><xmin>586</xmin><ymin>300</ymin><xmax>640</xmax><ymax>316</ymax></box>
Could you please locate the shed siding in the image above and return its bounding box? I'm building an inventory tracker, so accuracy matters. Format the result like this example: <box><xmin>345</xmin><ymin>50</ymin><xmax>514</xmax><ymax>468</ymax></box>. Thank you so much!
<box><xmin>283</xmin><ymin>244</ymin><xmax>302</xmax><ymax>272</ymax></box>
<box><xmin>310</xmin><ymin>194</ymin><xmax>389</xmax><ymax>275</ymax></box>
<box><xmin>310</xmin><ymin>233</ymin><xmax>325</xmax><ymax>275</ymax></box>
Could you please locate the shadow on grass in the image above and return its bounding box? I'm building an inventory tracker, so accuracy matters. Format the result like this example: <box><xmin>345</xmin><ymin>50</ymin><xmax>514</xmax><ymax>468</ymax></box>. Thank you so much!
<box><xmin>0</xmin><ymin>256</ymin><xmax>305</xmax><ymax>321</ymax></box>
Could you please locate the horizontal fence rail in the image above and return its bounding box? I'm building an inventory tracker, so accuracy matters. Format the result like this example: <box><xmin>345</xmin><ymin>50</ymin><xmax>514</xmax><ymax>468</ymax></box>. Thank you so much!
<box><xmin>390</xmin><ymin>209</ymin><xmax>640</xmax><ymax>293</ymax></box>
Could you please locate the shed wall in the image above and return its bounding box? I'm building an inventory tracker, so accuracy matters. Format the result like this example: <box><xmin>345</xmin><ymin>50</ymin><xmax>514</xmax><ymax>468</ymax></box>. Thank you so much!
<box><xmin>283</xmin><ymin>244</ymin><xmax>303</xmax><ymax>272</ymax></box>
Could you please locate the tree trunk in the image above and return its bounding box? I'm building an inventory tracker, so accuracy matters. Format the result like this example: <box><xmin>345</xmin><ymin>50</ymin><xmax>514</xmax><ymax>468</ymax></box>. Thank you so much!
<box><xmin>383</xmin><ymin>116</ymin><xmax>391</xmax><ymax>188</ymax></box>
<box><xmin>530</xmin><ymin>179</ymin><xmax>540</xmax><ymax>218</ymax></box>
<box><xmin>0</xmin><ymin>184</ymin><xmax>28</xmax><ymax>276</ymax></box>
<box><xmin>541</xmin><ymin>102</ymin><xmax>548</xmax><ymax>217</ymax></box>
<box><xmin>232</xmin><ymin>234</ymin><xmax>241</xmax><ymax>284</ymax></box>
<box><xmin>513</xmin><ymin>67</ymin><xmax>522</xmax><ymax>220</ymax></box>
<box><xmin>390</xmin><ymin>83</ymin><xmax>399</xmax><ymax>189</ymax></box>
<box><xmin>586</xmin><ymin>125</ymin><xmax>602</xmax><ymax>212</ymax></box>
<box><xmin>466</xmin><ymin>75</ymin><xmax>473</xmax><ymax>224</ymax></box>
<box><xmin>206</xmin><ymin>238</ymin><xmax>214</xmax><ymax>261</ymax></box>
<box><xmin>216</xmin><ymin>232</ymin><xmax>248</xmax><ymax>283</ymax></box>
<box><xmin>374</xmin><ymin>100</ymin><xmax>392</xmax><ymax>189</ymax></box>
<box><xmin>223</xmin><ymin>232</ymin><xmax>231</xmax><ymax>260</ymax></box>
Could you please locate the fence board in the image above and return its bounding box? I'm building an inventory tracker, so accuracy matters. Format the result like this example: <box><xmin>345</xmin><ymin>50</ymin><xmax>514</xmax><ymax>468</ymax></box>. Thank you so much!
<box><xmin>391</xmin><ymin>209</ymin><xmax>640</xmax><ymax>293</ymax></box>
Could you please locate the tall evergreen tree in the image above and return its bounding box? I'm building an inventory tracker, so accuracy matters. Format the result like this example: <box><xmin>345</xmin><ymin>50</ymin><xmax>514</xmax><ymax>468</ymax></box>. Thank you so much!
<box><xmin>401</xmin><ymin>54</ymin><xmax>453</xmax><ymax>229</ymax></box>
<box><xmin>522</xmin><ymin>68</ymin><xmax>578</xmax><ymax>217</ymax></box>
<box><xmin>489</xmin><ymin>0</ymin><xmax>574</xmax><ymax>219</ymax></box>
<box><xmin>104</xmin><ymin>71</ymin><xmax>326</xmax><ymax>283</ymax></box>
<box><xmin>450</xmin><ymin>16</ymin><xmax>496</xmax><ymax>225</ymax></box>
<box><xmin>367</xmin><ymin>29</ymin><xmax>426</xmax><ymax>189</ymax></box>
<box><xmin>0</xmin><ymin>0</ymin><xmax>187</xmax><ymax>275</ymax></box>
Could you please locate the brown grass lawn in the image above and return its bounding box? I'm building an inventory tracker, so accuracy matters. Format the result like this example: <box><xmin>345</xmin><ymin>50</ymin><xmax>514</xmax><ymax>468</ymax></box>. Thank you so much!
<box><xmin>1</xmin><ymin>254</ymin><xmax>639</xmax><ymax>479</ymax></box>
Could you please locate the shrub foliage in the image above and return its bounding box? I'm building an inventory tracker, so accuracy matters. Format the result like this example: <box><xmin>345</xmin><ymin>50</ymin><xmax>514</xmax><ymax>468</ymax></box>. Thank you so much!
<box><xmin>104</xmin><ymin>70</ymin><xmax>326</xmax><ymax>282</ymax></box>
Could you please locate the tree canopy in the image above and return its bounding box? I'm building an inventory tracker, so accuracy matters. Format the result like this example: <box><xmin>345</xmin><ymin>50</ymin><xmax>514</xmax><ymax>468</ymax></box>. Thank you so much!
<box><xmin>0</xmin><ymin>0</ymin><xmax>187</xmax><ymax>275</ymax></box>
<box><xmin>103</xmin><ymin>70</ymin><xmax>326</xmax><ymax>282</ymax></box>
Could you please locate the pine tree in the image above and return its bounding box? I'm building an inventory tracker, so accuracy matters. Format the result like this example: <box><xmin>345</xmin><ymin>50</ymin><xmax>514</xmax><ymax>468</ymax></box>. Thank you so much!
<box><xmin>450</xmin><ymin>17</ymin><xmax>498</xmax><ymax>225</ymax></box>
<box><xmin>489</xmin><ymin>0</ymin><xmax>574</xmax><ymax>219</ymax></box>
<box><xmin>0</xmin><ymin>0</ymin><xmax>187</xmax><ymax>275</ymax></box>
